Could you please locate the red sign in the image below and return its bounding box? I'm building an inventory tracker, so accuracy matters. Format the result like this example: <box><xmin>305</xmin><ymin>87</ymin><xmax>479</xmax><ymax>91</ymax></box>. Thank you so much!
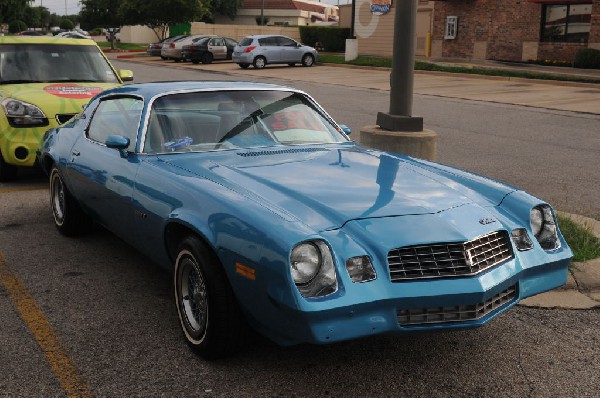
<box><xmin>43</xmin><ymin>84</ymin><xmax>103</xmax><ymax>99</ymax></box>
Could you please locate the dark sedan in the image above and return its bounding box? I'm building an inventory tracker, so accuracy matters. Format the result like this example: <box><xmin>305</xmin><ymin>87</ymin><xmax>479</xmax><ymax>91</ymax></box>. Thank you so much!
<box><xmin>146</xmin><ymin>35</ymin><xmax>188</xmax><ymax>58</ymax></box>
<box><xmin>181</xmin><ymin>36</ymin><xmax>238</xmax><ymax>64</ymax></box>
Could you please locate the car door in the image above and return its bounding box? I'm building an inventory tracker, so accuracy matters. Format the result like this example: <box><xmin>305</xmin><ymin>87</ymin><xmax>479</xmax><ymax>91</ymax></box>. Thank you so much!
<box><xmin>258</xmin><ymin>36</ymin><xmax>280</xmax><ymax>63</ymax></box>
<box><xmin>65</xmin><ymin>96</ymin><xmax>144</xmax><ymax>242</ymax></box>
<box><xmin>276</xmin><ymin>36</ymin><xmax>301</xmax><ymax>63</ymax></box>
<box><xmin>208</xmin><ymin>37</ymin><xmax>227</xmax><ymax>60</ymax></box>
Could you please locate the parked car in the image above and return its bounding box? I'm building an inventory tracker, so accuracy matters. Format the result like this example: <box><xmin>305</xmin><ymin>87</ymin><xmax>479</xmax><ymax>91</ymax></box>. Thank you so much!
<box><xmin>37</xmin><ymin>81</ymin><xmax>572</xmax><ymax>359</ymax></box>
<box><xmin>232</xmin><ymin>35</ymin><xmax>318</xmax><ymax>69</ymax></box>
<box><xmin>146</xmin><ymin>35</ymin><xmax>188</xmax><ymax>58</ymax></box>
<box><xmin>161</xmin><ymin>35</ymin><xmax>215</xmax><ymax>62</ymax></box>
<box><xmin>0</xmin><ymin>36</ymin><xmax>133</xmax><ymax>181</ymax></box>
<box><xmin>181</xmin><ymin>36</ymin><xmax>238</xmax><ymax>64</ymax></box>
<box><xmin>16</xmin><ymin>30</ymin><xmax>45</xmax><ymax>36</ymax></box>
<box><xmin>56</xmin><ymin>31</ymin><xmax>91</xmax><ymax>40</ymax></box>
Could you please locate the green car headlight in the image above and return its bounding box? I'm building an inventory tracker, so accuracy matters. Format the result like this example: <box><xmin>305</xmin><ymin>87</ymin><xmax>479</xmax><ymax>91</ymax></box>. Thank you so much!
<box><xmin>2</xmin><ymin>98</ymin><xmax>49</xmax><ymax>127</ymax></box>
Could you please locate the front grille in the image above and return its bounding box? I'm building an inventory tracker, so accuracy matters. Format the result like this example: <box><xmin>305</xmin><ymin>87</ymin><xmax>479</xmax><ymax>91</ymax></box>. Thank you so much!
<box><xmin>388</xmin><ymin>230</ymin><xmax>513</xmax><ymax>281</ymax></box>
<box><xmin>397</xmin><ymin>284</ymin><xmax>518</xmax><ymax>326</ymax></box>
<box><xmin>56</xmin><ymin>114</ymin><xmax>76</xmax><ymax>124</ymax></box>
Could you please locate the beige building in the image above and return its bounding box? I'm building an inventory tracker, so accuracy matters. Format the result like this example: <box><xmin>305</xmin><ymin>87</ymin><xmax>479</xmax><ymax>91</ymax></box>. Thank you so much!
<box><xmin>353</xmin><ymin>0</ymin><xmax>434</xmax><ymax>57</ymax></box>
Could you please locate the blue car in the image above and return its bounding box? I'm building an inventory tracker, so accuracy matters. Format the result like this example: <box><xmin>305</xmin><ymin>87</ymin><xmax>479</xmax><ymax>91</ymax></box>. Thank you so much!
<box><xmin>37</xmin><ymin>82</ymin><xmax>572</xmax><ymax>359</ymax></box>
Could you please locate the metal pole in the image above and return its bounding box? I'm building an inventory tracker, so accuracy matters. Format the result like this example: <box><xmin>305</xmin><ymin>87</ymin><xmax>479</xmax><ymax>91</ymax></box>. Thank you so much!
<box><xmin>261</xmin><ymin>0</ymin><xmax>264</xmax><ymax>26</ymax></box>
<box><xmin>376</xmin><ymin>0</ymin><xmax>423</xmax><ymax>131</ymax></box>
<box><xmin>350</xmin><ymin>0</ymin><xmax>356</xmax><ymax>39</ymax></box>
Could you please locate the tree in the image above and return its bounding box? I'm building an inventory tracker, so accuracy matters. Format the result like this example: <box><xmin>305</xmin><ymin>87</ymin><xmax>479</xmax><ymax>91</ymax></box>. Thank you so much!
<box><xmin>0</xmin><ymin>0</ymin><xmax>31</xmax><ymax>24</ymax></box>
<box><xmin>8</xmin><ymin>20</ymin><xmax>27</xmax><ymax>33</ymax></box>
<box><xmin>60</xmin><ymin>18</ymin><xmax>75</xmax><ymax>30</ymax></box>
<box><xmin>210</xmin><ymin>0</ymin><xmax>242</xmax><ymax>21</ymax></box>
<box><xmin>80</xmin><ymin>0</ymin><xmax>124</xmax><ymax>49</ymax></box>
<box><xmin>119</xmin><ymin>0</ymin><xmax>210</xmax><ymax>40</ymax></box>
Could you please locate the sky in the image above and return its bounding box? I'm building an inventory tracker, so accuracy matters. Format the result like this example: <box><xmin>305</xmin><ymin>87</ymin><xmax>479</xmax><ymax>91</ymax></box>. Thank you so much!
<box><xmin>31</xmin><ymin>0</ymin><xmax>80</xmax><ymax>16</ymax></box>
<box><xmin>31</xmin><ymin>0</ymin><xmax>352</xmax><ymax>16</ymax></box>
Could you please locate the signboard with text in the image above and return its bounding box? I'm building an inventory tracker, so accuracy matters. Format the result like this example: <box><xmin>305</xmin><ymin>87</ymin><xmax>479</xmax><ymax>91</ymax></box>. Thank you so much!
<box><xmin>371</xmin><ymin>0</ymin><xmax>392</xmax><ymax>15</ymax></box>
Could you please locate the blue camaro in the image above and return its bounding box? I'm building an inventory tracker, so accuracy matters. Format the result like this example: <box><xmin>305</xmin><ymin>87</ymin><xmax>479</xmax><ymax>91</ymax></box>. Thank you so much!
<box><xmin>37</xmin><ymin>82</ymin><xmax>572</xmax><ymax>359</ymax></box>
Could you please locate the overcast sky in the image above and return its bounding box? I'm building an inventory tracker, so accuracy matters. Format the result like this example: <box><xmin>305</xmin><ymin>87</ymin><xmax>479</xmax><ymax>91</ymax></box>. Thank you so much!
<box><xmin>31</xmin><ymin>0</ymin><xmax>352</xmax><ymax>16</ymax></box>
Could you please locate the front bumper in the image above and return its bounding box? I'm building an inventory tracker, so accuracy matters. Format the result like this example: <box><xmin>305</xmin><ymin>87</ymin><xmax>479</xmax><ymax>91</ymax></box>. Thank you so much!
<box><xmin>0</xmin><ymin>122</ymin><xmax>58</xmax><ymax>167</ymax></box>
<box><xmin>259</xmin><ymin>255</ymin><xmax>569</xmax><ymax>345</ymax></box>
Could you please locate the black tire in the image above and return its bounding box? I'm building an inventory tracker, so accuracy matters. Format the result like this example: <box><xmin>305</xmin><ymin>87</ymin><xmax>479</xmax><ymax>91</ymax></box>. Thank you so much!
<box><xmin>253</xmin><ymin>56</ymin><xmax>266</xmax><ymax>69</ymax></box>
<box><xmin>288</xmin><ymin>63</ymin><xmax>295</xmax><ymax>67</ymax></box>
<box><xmin>239</xmin><ymin>63</ymin><xmax>250</xmax><ymax>69</ymax></box>
<box><xmin>191</xmin><ymin>59</ymin><xmax>200</xmax><ymax>65</ymax></box>
<box><xmin>174</xmin><ymin>236</ymin><xmax>245</xmax><ymax>359</ymax></box>
<box><xmin>301</xmin><ymin>53</ymin><xmax>315</xmax><ymax>67</ymax></box>
<box><xmin>201</xmin><ymin>52</ymin><xmax>213</xmax><ymax>64</ymax></box>
<box><xmin>49</xmin><ymin>167</ymin><xmax>91</xmax><ymax>236</ymax></box>
<box><xmin>0</xmin><ymin>151</ymin><xmax>17</xmax><ymax>182</ymax></box>
<box><xmin>160</xmin><ymin>56</ymin><xmax>167</xmax><ymax>60</ymax></box>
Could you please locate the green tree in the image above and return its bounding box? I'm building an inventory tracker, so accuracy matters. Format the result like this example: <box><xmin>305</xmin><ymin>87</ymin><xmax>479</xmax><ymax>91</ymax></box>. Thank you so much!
<box><xmin>8</xmin><ymin>20</ymin><xmax>27</xmax><ymax>33</ymax></box>
<box><xmin>119</xmin><ymin>0</ymin><xmax>210</xmax><ymax>40</ymax></box>
<box><xmin>0</xmin><ymin>0</ymin><xmax>31</xmax><ymax>24</ymax></box>
<box><xmin>60</xmin><ymin>18</ymin><xmax>75</xmax><ymax>30</ymax></box>
<box><xmin>210</xmin><ymin>0</ymin><xmax>242</xmax><ymax>21</ymax></box>
<box><xmin>80</xmin><ymin>0</ymin><xmax>124</xmax><ymax>48</ymax></box>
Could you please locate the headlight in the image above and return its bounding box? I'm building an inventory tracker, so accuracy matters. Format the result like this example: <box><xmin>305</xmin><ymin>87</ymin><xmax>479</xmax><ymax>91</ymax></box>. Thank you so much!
<box><xmin>1</xmin><ymin>98</ymin><xmax>49</xmax><ymax>127</ymax></box>
<box><xmin>530</xmin><ymin>205</ymin><xmax>561</xmax><ymax>251</ymax></box>
<box><xmin>290</xmin><ymin>240</ymin><xmax>337</xmax><ymax>298</ymax></box>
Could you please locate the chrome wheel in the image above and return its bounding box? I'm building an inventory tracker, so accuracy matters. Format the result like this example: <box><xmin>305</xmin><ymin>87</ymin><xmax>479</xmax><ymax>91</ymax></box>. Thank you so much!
<box><xmin>50</xmin><ymin>169</ymin><xmax>66</xmax><ymax>226</ymax></box>
<box><xmin>302</xmin><ymin>54</ymin><xmax>314</xmax><ymax>67</ymax></box>
<box><xmin>253</xmin><ymin>56</ymin><xmax>266</xmax><ymax>69</ymax></box>
<box><xmin>173</xmin><ymin>236</ymin><xmax>247</xmax><ymax>358</ymax></box>
<box><xmin>176</xmin><ymin>250</ymin><xmax>208</xmax><ymax>342</ymax></box>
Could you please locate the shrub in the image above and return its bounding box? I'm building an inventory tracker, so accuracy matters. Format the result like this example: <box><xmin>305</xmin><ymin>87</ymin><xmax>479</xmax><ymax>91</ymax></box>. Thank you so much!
<box><xmin>299</xmin><ymin>26</ymin><xmax>351</xmax><ymax>52</ymax></box>
<box><xmin>255</xmin><ymin>16</ymin><xmax>269</xmax><ymax>26</ymax></box>
<box><xmin>574</xmin><ymin>48</ymin><xmax>600</xmax><ymax>69</ymax></box>
<box><xmin>8</xmin><ymin>20</ymin><xmax>27</xmax><ymax>34</ymax></box>
<box><xmin>60</xmin><ymin>19</ymin><xmax>75</xmax><ymax>30</ymax></box>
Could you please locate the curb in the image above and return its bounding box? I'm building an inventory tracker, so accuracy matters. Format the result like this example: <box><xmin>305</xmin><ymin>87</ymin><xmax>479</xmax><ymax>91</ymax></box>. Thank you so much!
<box><xmin>519</xmin><ymin>212</ymin><xmax>600</xmax><ymax>310</ymax></box>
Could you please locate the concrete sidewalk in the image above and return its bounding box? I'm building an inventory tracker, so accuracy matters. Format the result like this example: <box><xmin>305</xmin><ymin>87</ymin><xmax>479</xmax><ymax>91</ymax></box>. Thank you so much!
<box><xmin>114</xmin><ymin>53</ymin><xmax>600</xmax><ymax>310</ymax></box>
<box><xmin>115</xmin><ymin>53</ymin><xmax>600</xmax><ymax>115</ymax></box>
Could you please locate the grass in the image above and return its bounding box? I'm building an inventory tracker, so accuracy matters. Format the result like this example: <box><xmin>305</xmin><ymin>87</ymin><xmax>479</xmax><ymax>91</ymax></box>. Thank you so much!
<box><xmin>97</xmin><ymin>42</ymin><xmax>147</xmax><ymax>51</ymax></box>
<box><xmin>558</xmin><ymin>215</ymin><xmax>600</xmax><ymax>262</ymax></box>
<box><xmin>318</xmin><ymin>54</ymin><xmax>600</xmax><ymax>85</ymax></box>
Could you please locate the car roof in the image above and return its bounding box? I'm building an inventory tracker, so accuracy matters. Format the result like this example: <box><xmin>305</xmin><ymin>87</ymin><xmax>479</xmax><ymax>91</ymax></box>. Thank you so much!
<box><xmin>0</xmin><ymin>36</ymin><xmax>96</xmax><ymax>45</ymax></box>
<box><xmin>244</xmin><ymin>34</ymin><xmax>291</xmax><ymax>39</ymax></box>
<box><xmin>100</xmin><ymin>81</ymin><xmax>297</xmax><ymax>100</ymax></box>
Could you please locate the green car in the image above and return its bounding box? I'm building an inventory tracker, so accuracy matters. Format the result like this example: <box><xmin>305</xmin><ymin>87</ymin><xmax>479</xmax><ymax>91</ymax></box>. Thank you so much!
<box><xmin>0</xmin><ymin>36</ymin><xmax>133</xmax><ymax>181</ymax></box>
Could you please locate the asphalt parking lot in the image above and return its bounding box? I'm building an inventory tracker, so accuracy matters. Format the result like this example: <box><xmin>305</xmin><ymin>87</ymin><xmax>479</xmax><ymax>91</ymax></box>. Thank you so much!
<box><xmin>1</xmin><ymin>56</ymin><xmax>599</xmax><ymax>397</ymax></box>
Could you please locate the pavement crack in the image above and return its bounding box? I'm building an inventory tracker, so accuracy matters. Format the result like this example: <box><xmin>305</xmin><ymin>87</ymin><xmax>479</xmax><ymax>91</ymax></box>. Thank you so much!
<box><xmin>517</xmin><ymin>347</ymin><xmax>536</xmax><ymax>398</ymax></box>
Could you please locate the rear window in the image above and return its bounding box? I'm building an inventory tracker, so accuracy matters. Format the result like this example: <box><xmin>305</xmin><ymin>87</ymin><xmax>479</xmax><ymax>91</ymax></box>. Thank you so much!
<box><xmin>239</xmin><ymin>38</ymin><xmax>253</xmax><ymax>46</ymax></box>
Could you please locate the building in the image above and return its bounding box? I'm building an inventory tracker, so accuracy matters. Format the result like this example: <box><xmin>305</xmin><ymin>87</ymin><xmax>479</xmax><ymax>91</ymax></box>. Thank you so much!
<box><xmin>213</xmin><ymin>0</ymin><xmax>339</xmax><ymax>27</ymax></box>
<box><xmin>432</xmin><ymin>0</ymin><xmax>600</xmax><ymax>62</ymax></box>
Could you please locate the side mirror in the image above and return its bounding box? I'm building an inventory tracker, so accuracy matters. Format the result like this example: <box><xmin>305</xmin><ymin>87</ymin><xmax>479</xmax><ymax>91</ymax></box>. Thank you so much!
<box><xmin>339</xmin><ymin>124</ymin><xmax>351</xmax><ymax>136</ymax></box>
<box><xmin>119</xmin><ymin>69</ymin><xmax>134</xmax><ymax>82</ymax></box>
<box><xmin>105</xmin><ymin>135</ymin><xmax>130</xmax><ymax>158</ymax></box>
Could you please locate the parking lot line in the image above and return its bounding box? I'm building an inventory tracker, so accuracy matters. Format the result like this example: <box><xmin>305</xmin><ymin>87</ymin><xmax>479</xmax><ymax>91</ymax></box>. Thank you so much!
<box><xmin>0</xmin><ymin>252</ymin><xmax>92</xmax><ymax>398</ymax></box>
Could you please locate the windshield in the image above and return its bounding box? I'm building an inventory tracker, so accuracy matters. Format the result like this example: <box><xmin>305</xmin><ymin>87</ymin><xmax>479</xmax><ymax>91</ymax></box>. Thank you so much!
<box><xmin>143</xmin><ymin>90</ymin><xmax>348</xmax><ymax>154</ymax></box>
<box><xmin>0</xmin><ymin>43</ymin><xmax>119</xmax><ymax>84</ymax></box>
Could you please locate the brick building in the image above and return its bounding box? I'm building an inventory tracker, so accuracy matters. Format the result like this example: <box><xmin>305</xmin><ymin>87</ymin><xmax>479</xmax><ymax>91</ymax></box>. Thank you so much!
<box><xmin>432</xmin><ymin>0</ymin><xmax>600</xmax><ymax>62</ymax></box>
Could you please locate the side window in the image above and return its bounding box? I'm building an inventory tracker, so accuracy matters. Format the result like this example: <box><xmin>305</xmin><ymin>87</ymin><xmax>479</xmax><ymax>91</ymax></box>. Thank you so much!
<box><xmin>258</xmin><ymin>37</ymin><xmax>278</xmax><ymax>46</ymax></box>
<box><xmin>87</xmin><ymin>97</ymin><xmax>143</xmax><ymax>152</ymax></box>
<box><xmin>277</xmin><ymin>37</ymin><xmax>297</xmax><ymax>47</ymax></box>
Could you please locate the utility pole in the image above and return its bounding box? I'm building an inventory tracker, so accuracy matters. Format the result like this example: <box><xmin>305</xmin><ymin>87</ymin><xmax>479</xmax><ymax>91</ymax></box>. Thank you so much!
<box><xmin>360</xmin><ymin>0</ymin><xmax>437</xmax><ymax>161</ymax></box>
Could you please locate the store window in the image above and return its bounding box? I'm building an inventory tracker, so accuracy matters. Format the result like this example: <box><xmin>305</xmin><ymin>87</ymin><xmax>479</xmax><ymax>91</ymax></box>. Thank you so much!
<box><xmin>541</xmin><ymin>3</ymin><xmax>592</xmax><ymax>43</ymax></box>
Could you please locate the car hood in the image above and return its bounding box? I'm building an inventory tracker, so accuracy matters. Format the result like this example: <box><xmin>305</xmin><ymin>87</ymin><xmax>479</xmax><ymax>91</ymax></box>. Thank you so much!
<box><xmin>0</xmin><ymin>82</ymin><xmax>119</xmax><ymax>113</ymax></box>
<box><xmin>163</xmin><ymin>146</ymin><xmax>513</xmax><ymax>231</ymax></box>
